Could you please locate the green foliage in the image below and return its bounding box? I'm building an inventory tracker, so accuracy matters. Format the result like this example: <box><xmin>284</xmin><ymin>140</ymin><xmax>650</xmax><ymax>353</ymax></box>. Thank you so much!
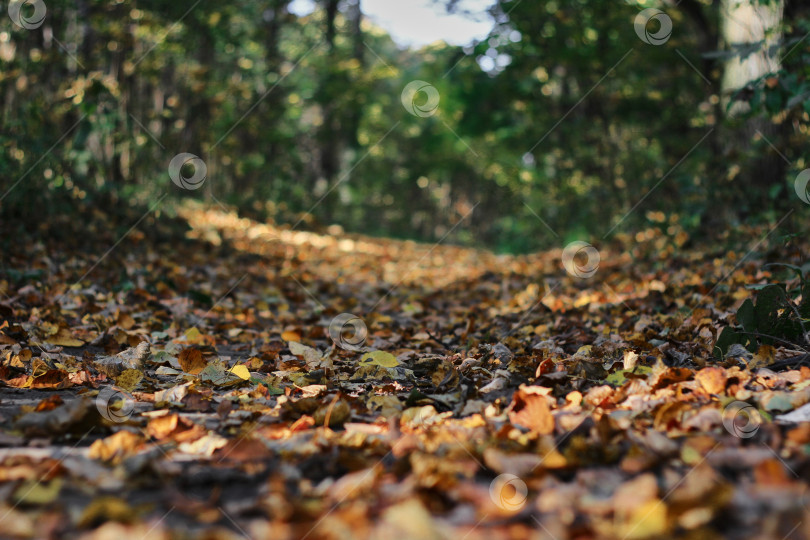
<box><xmin>1</xmin><ymin>0</ymin><xmax>808</xmax><ymax>252</ymax></box>
<box><xmin>715</xmin><ymin>265</ymin><xmax>810</xmax><ymax>357</ymax></box>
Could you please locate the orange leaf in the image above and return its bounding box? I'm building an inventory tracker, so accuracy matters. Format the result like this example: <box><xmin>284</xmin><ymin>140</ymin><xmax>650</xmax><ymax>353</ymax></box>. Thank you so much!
<box><xmin>507</xmin><ymin>385</ymin><xmax>555</xmax><ymax>434</ymax></box>
<box><xmin>146</xmin><ymin>413</ymin><xmax>180</xmax><ymax>440</ymax></box>
<box><xmin>695</xmin><ymin>367</ymin><xmax>727</xmax><ymax>394</ymax></box>
<box><xmin>281</xmin><ymin>330</ymin><xmax>301</xmax><ymax>342</ymax></box>
<box><xmin>178</xmin><ymin>348</ymin><xmax>207</xmax><ymax>375</ymax></box>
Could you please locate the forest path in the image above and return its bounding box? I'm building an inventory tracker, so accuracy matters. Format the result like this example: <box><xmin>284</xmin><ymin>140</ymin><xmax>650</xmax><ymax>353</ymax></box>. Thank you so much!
<box><xmin>0</xmin><ymin>206</ymin><xmax>806</xmax><ymax>539</ymax></box>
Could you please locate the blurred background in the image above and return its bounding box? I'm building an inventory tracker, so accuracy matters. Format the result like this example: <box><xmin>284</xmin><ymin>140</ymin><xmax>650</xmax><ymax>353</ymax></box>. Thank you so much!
<box><xmin>1</xmin><ymin>0</ymin><xmax>808</xmax><ymax>253</ymax></box>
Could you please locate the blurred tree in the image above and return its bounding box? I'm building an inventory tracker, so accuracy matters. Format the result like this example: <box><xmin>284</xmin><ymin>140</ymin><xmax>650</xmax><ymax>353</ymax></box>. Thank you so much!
<box><xmin>0</xmin><ymin>0</ymin><xmax>807</xmax><ymax>253</ymax></box>
<box><xmin>718</xmin><ymin>0</ymin><xmax>787</xmax><ymax>219</ymax></box>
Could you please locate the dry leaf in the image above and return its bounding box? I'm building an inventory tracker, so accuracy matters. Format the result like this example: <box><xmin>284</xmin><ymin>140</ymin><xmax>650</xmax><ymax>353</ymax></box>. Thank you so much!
<box><xmin>360</xmin><ymin>350</ymin><xmax>399</xmax><ymax>367</ymax></box>
<box><xmin>178</xmin><ymin>348</ymin><xmax>207</xmax><ymax>375</ymax></box>
<box><xmin>89</xmin><ymin>430</ymin><xmax>145</xmax><ymax>464</ymax></box>
<box><xmin>507</xmin><ymin>385</ymin><xmax>555</xmax><ymax>434</ymax></box>
<box><xmin>94</xmin><ymin>342</ymin><xmax>150</xmax><ymax>377</ymax></box>
<box><xmin>695</xmin><ymin>367</ymin><xmax>726</xmax><ymax>394</ymax></box>
<box><xmin>45</xmin><ymin>328</ymin><xmax>84</xmax><ymax>347</ymax></box>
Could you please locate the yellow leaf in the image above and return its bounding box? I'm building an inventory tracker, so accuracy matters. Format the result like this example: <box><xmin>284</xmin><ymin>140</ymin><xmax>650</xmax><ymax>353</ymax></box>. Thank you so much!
<box><xmin>230</xmin><ymin>364</ymin><xmax>250</xmax><ymax>380</ymax></box>
<box><xmin>620</xmin><ymin>499</ymin><xmax>667</xmax><ymax>538</ymax></box>
<box><xmin>185</xmin><ymin>326</ymin><xmax>213</xmax><ymax>345</ymax></box>
<box><xmin>574</xmin><ymin>345</ymin><xmax>592</xmax><ymax>357</ymax></box>
<box><xmin>360</xmin><ymin>350</ymin><xmax>399</xmax><ymax>368</ymax></box>
<box><xmin>14</xmin><ymin>478</ymin><xmax>62</xmax><ymax>505</ymax></box>
<box><xmin>78</xmin><ymin>497</ymin><xmax>133</xmax><ymax>529</ymax></box>
<box><xmin>115</xmin><ymin>369</ymin><xmax>143</xmax><ymax>392</ymax></box>
<box><xmin>39</xmin><ymin>322</ymin><xmax>59</xmax><ymax>337</ymax></box>
<box><xmin>46</xmin><ymin>328</ymin><xmax>84</xmax><ymax>347</ymax></box>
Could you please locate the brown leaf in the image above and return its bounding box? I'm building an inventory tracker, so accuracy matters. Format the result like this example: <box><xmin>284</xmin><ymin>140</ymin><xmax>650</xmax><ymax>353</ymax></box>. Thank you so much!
<box><xmin>94</xmin><ymin>342</ymin><xmax>150</xmax><ymax>377</ymax></box>
<box><xmin>30</xmin><ymin>370</ymin><xmax>72</xmax><ymax>389</ymax></box>
<box><xmin>508</xmin><ymin>385</ymin><xmax>555</xmax><ymax>434</ymax></box>
<box><xmin>695</xmin><ymin>367</ymin><xmax>727</xmax><ymax>394</ymax></box>
<box><xmin>34</xmin><ymin>395</ymin><xmax>64</xmax><ymax>412</ymax></box>
<box><xmin>313</xmin><ymin>399</ymin><xmax>351</xmax><ymax>428</ymax></box>
<box><xmin>179</xmin><ymin>348</ymin><xmax>208</xmax><ymax>375</ymax></box>
<box><xmin>89</xmin><ymin>430</ymin><xmax>144</xmax><ymax>464</ymax></box>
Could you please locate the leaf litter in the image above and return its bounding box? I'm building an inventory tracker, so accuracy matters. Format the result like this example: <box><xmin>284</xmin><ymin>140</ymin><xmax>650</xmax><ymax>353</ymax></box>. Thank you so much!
<box><xmin>0</xmin><ymin>206</ymin><xmax>809</xmax><ymax>539</ymax></box>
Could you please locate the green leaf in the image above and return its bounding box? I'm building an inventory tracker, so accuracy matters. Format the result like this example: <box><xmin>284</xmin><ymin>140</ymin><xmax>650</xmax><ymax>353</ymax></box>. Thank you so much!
<box><xmin>737</xmin><ymin>299</ymin><xmax>755</xmax><ymax>332</ymax></box>
<box><xmin>714</xmin><ymin>327</ymin><xmax>742</xmax><ymax>357</ymax></box>
<box><xmin>754</xmin><ymin>285</ymin><xmax>787</xmax><ymax>336</ymax></box>
<box><xmin>763</xmin><ymin>262</ymin><xmax>805</xmax><ymax>283</ymax></box>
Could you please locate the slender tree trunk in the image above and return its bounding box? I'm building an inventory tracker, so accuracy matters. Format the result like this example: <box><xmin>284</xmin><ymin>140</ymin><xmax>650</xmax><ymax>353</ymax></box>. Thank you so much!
<box><xmin>345</xmin><ymin>0</ymin><xmax>364</xmax><ymax>150</ymax></box>
<box><xmin>263</xmin><ymin>0</ymin><xmax>291</xmax><ymax>202</ymax></box>
<box><xmin>319</xmin><ymin>0</ymin><xmax>340</xmax><ymax>186</ymax></box>
<box><xmin>720</xmin><ymin>0</ymin><xmax>786</xmax><ymax>211</ymax></box>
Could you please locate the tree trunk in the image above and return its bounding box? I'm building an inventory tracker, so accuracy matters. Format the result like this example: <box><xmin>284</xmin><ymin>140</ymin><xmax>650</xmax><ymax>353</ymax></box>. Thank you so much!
<box><xmin>720</xmin><ymin>0</ymin><xmax>786</xmax><ymax>213</ymax></box>
<box><xmin>316</xmin><ymin>0</ymin><xmax>341</xmax><ymax>224</ymax></box>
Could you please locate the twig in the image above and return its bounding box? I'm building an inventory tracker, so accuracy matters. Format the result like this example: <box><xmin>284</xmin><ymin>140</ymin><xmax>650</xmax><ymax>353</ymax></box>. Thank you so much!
<box><xmin>734</xmin><ymin>330</ymin><xmax>808</xmax><ymax>352</ymax></box>
<box><xmin>323</xmin><ymin>392</ymin><xmax>340</xmax><ymax>428</ymax></box>
<box><xmin>768</xmin><ymin>354</ymin><xmax>810</xmax><ymax>371</ymax></box>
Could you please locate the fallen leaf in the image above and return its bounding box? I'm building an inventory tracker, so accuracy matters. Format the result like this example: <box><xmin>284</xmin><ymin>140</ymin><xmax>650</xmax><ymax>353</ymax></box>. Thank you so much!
<box><xmin>177</xmin><ymin>432</ymin><xmax>228</xmax><ymax>456</ymax></box>
<box><xmin>78</xmin><ymin>497</ymin><xmax>135</xmax><ymax>528</ymax></box>
<box><xmin>45</xmin><ymin>328</ymin><xmax>84</xmax><ymax>347</ymax></box>
<box><xmin>94</xmin><ymin>342</ymin><xmax>150</xmax><ymax>377</ymax></box>
<box><xmin>178</xmin><ymin>348</ymin><xmax>207</xmax><ymax>375</ymax></box>
<box><xmin>229</xmin><ymin>364</ymin><xmax>250</xmax><ymax>380</ymax></box>
<box><xmin>360</xmin><ymin>350</ymin><xmax>399</xmax><ymax>367</ymax></box>
<box><xmin>623</xmin><ymin>350</ymin><xmax>639</xmax><ymax>370</ymax></box>
<box><xmin>289</xmin><ymin>341</ymin><xmax>330</xmax><ymax>370</ymax></box>
<box><xmin>13</xmin><ymin>478</ymin><xmax>62</xmax><ymax>505</ymax></box>
<box><xmin>89</xmin><ymin>430</ymin><xmax>145</xmax><ymax>464</ymax></box>
<box><xmin>115</xmin><ymin>369</ymin><xmax>143</xmax><ymax>392</ymax></box>
<box><xmin>146</xmin><ymin>413</ymin><xmax>180</xmax><ymax>439</ymax></box>
<box><xmin>507</xmin><ymin>385</ymin><xmax>555</xmax><ymax>434</ymax></box>
<box><xmin>776</xmin><ymin>402</ymin><xmax>810</xmax><ymax>423</ymax></box>
<box><xmin>281</xmin><ymin>330</ymin><xmax>301</xmax><ymax>342</ymax></box>
<box><xmin>696</xmin><ymin>367</ymin><xmax>726</xmax><ymax>394</ymax></box>
<box><xmin>313</xmin><ymin>399</ymin><xmax>351</xmax><ymax>427</ymax></box>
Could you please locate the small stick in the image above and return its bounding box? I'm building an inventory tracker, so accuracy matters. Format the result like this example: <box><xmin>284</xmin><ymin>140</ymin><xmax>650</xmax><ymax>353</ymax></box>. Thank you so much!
<box><xmin>323</xmin><ymin>392</ymin><xmax>340</xmax><ymax>428</ymax></box>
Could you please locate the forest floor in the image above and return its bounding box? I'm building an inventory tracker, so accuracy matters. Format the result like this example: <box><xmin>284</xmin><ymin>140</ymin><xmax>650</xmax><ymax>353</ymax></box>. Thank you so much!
<box><xmin>1</xmin><ymin>204</ymin><xmax>810</xmax><ymax>539</ymax></box>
